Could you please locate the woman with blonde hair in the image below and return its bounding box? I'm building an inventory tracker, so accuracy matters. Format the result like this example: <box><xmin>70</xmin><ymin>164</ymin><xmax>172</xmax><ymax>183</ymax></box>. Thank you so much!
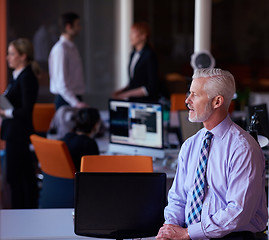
<box><xmin>0</xmin><ymin>38</ymin><xmax>39</xmax><ymax>209</ymax></box>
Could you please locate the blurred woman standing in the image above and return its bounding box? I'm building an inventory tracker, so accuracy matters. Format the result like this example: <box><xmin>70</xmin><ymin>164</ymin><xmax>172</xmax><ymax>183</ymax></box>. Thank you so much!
<box><xmin>0</xmin><ymin>38</ymin><xmax>39</xmax><ymax>209</ymax></box>
<box><xmin>113</xmin><ymin>22</ymin><xmax>159</xmax><ymax>102</ymax></box>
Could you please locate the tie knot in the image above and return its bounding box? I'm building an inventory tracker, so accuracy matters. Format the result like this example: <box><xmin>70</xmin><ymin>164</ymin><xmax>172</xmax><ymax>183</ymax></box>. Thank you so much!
<box><xmin>205</xmin><ymin>131</ymin><xmax>213</xmax><ymax>140</ymax></box>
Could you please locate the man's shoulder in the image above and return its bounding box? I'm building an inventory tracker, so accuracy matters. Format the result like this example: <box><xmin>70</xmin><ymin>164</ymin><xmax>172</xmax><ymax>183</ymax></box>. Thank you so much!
<box><xmin>50</xmin><ymin>39</ymin><xmax>70</xmax><ymax>53</ymax></box>
<box><xmin>224</xmin><ymin>121</ymin><xmax>262</xmax><ymax>152</ymax></box>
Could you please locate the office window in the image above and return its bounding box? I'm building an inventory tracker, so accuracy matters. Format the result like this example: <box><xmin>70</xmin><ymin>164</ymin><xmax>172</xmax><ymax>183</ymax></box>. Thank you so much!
<box><xmin>7</xmin><ymin>0</ymin><xmax>116</xmax><ymax>108</ymax></box>
<box><xmin>6</xmin><ymin>0</ymin><xmax>269</xmax><ymax>109</ymax></box>
<box><xmin>134</xmin><ymin>0</ymin><xmax>269</xmax><ymax>94</ymax></box>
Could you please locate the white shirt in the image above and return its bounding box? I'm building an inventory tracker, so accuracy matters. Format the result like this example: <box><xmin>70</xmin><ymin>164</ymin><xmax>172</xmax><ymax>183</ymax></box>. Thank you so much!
<box><xmin>129</xmin><ymin>51</ymin><xmax>140</xmax><ymax>79</ymax></box>
<box><xmin>13</xmin><ymin>68</ymin><xmax>24</xmax><ymax>80</ymax></box>
<box><xmin>49</xmin><ymin>35</ymin><xmax>85</xmax><ymax>107</ymax></box>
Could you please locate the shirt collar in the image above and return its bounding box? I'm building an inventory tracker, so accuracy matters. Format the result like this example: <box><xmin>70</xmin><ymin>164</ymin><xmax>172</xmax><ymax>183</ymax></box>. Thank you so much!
<box><xmin>12</xmin><ymin>67</ymin><xmax>25</xmax><ymax>80</ymax></box>
<box><xmin>134</xmin><ymin>51</ymin><xmax>141</xmax><ymax>56</ymax></box>
<box><xmin>60</xmin><ymin>35</ymin><xmax>74</xmax><ymax>48</ymax></box>
<box><xmin>133</xmin><ymin>45</ymin><xmax>146</xmax><ymax>55</ymax></box>
<box><xmin>206</xmin><ymin>115</ymin><xmax>232</xmax><ymax>140</ymax></box>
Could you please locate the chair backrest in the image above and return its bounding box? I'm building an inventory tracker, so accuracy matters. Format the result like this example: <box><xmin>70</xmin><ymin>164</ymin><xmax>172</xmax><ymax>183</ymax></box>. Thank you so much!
<box><xmin>80</xmin><ymin>155</ymin><xmax>153</xmax><ymax>172</ymax></box>
<box><xmin>33</xmin><ymin>103</ymin><xmax>56</xmax><ymax>132</ymax></box>
<box><xmin>170</xmin><ymin>93</ymin><xmax>188</xmax><ymax>111</ymax></box>
<box><xmin>30</xmin><ymin>134</ymin><xmax>76</xmax><ymax>179</ymax></box>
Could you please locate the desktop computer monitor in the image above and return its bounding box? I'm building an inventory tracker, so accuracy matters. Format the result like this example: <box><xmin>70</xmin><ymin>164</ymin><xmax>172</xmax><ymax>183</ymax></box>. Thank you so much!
<box><xmin>74</xmin><ymin>172</ymin><xmax>167</xmax><ymax>240</ymax></box>
<box><xmin>108</xmin><ymin>99</ymin><xmax>165</xmax><ymax>159</ymax></box>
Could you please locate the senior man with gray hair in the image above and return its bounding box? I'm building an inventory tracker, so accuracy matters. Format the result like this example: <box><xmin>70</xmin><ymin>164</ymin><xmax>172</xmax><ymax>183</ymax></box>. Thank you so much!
<box><xmin>156</xmin><ymin>68</ymin><xmax>267</xmax><ymax>240</ymax></box>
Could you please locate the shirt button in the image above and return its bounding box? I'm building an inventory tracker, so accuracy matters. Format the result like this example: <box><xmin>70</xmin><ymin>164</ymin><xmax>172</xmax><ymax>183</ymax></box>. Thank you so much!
<box><xmin>205</xmin><ymin>203</ymin><xmax>208</xmax><ymax>206</ymax></box>
<box><xmin>207</xmin><ymin>186</ymin><xmax>210</xmax><ymax>189</ymax></box>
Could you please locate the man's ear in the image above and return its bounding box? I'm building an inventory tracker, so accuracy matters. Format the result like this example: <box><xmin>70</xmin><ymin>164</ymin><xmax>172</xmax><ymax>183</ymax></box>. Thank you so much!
<box><xmin>212</xmin><ymin>95</ymin><xmax>224</xmax><ymax>109</ymax></box>
<box><xmin>65</xmin><ymin>23</ymin><xmax>72</xmax><ymax>32</ymax></box>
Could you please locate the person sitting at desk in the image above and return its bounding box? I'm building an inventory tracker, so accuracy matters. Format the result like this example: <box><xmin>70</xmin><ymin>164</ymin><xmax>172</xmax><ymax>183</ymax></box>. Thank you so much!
<box><xmin>62</xmin><ymin>107</ymin><xmax>101</xmax><ymax>171</ymax></box>
<box><xmin>156</xmin><ymin>68</ymin><xmax>267</xmax><ymax>240</ymax></box>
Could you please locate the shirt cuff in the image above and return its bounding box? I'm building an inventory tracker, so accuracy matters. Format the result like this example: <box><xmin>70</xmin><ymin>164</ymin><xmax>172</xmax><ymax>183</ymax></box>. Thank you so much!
<box><xmin>4</xmin><ymin>109</ymin><xmax>13</xmax><ymax>118</ymax></box>
<box><xmin>64</xmin><ymin>95</ymin><xmax>79</xmax><ymax>107</ymax></box>
<box><xmin>165</xmin><ymin>219</ymin><xmax>179</xmax><ymax>225</ymax></box>
<box><xmin>164</xmin><ymin>217</ymin><xmax>184</xmax><ymax>227</ymax></box>
<box><xmin>141</xmin><ymin>86</ymin><xmax>148</xmax><ymax>96</ymax></box>
<box><xmin>188</xmin><ymin>222</ymin><xmax>208</xmax><ymax>239</ymax></box>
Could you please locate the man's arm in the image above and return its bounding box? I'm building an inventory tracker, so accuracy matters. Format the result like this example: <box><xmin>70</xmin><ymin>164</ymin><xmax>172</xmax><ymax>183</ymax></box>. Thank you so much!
<box><xmin>113</xmin><ymin>87</ymin><xmax>146</xmax><ymax>100</ymax></box>
<box><xmin>164</xmin><ymin>142</ymin><xmax>189</xmax><ymax>227</ymax></box>
<box><xmin>189</xmin><ymin>144</ymin><xmax>267</xmax><ymax>239</ymax></box>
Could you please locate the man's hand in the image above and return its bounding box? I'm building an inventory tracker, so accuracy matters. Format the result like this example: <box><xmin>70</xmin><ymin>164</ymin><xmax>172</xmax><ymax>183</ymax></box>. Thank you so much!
<box><xmin>156</xmin><ymin>224</ymin><xmax>190</xmax><ymax>240</ymax></box>
<box><xmin>0</xmin><ymin>109</ymin><xmax>5</xmax><ymax>117</ymax></box>
<box><xmin>75</xmin><ymin>101</ymin><xmax>88</xmax><ymax>108</ymax></box>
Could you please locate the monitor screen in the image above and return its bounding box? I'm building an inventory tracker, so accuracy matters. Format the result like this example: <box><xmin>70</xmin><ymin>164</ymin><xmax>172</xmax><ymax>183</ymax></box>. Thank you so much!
<box><xmin>74</xmin><ymin>172</ymin><xmax>167</xmax><ymax>239</ymax></box>
<box><xmin>108</xmin><ymin>99</ymin><xmax>165</xmax><ymax>158</ymax></box>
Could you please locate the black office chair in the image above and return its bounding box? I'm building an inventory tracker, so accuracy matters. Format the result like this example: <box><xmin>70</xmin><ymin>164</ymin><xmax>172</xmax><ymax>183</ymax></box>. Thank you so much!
<box><xmin>74</xmin><ymin>172</ymin><xmax>167</xmax><ymax>240</ymax></box>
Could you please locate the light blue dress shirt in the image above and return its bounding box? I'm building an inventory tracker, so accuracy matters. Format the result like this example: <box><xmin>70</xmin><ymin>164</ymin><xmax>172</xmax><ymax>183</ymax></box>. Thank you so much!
<box><xmin>164</xmin><ymin>116</ymin><xmax>268</xmax><ymax>239</ymax></box>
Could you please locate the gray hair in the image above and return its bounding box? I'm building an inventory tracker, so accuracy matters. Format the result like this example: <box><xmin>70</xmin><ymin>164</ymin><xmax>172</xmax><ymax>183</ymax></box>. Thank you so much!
<box><xmin>192</xmin><ymin>68</ymin><xmax>236</xmax><ymax>110</ymax></box>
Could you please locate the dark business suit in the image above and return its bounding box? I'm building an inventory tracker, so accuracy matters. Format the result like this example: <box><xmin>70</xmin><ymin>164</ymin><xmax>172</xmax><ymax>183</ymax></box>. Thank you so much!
<box><xmin>127</xmin><ymin>44</ymin><xmax>159</xmax><ymax>102</ymax></box>
<box><xmin>1</xmin><ymin>65</ymin><xmax>39</xmax><ymax>209</ymax></box>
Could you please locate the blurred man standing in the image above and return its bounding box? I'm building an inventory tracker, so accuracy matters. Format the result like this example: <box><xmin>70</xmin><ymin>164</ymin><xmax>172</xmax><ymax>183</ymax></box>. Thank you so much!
<box><xmin>49</xmin><ymin>12</ymin><xmax>87</xmax><ymax>110</ymax></box>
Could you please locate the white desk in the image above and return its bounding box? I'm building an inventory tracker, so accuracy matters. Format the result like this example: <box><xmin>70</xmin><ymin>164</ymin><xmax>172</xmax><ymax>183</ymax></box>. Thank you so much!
<box><xmin>0</xmin><ymin>208</ymin><xmax>87</xmax><ymax>240</ymax></box>
<box><xmin>0</xmin><ymin>208</ymin><xmax>157</xmax><ymax>240</ymax></box>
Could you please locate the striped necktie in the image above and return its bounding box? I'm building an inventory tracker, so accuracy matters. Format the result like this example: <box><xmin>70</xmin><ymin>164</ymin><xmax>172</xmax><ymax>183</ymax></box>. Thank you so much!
<box><xmin>186</xmin><ymin>131</ymin><xmax>213</xmax><ymax>226</ymax></box>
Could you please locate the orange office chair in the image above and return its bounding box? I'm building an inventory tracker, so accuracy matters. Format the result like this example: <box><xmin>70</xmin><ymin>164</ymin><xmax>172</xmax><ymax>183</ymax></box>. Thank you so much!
<box><xmin>80</xmin><ymin>155</ymin><xmax>153</xmax><ymax>172</ymax></box>
<box><xmin>32</xmin><ymin>103</ymin><xmax>56</xmax><ymax>134</ymax></box>
<box><xmin>30</xmin><ymin>134</ymin><xmax>76</xmax><ymax>208</ymax></box>
<box><xmin>170</xmin><ymin>93</ymin><xmax>188</xmax><ymax>111</ymax></box>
